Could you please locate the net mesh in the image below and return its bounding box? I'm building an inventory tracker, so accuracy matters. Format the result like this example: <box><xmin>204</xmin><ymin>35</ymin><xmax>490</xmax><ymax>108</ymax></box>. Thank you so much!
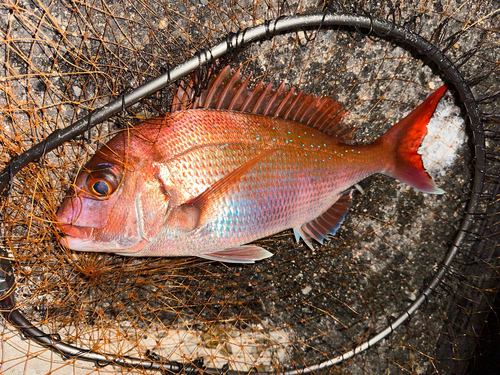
<box><xmin>0</xmin><ymin>0</ymin><xmax>499</xmax><ymax>374</ymax></box>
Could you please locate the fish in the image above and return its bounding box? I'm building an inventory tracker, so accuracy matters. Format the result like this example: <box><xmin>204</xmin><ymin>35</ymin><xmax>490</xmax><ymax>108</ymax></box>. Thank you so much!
<box><xmin>56</xmin><ymin>66</ymin><xmax>447</xmax><ymax>263</ymax></box>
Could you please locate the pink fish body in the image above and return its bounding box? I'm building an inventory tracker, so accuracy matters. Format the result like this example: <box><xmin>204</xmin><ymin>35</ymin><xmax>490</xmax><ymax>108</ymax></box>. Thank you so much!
<box><xmin>57</xmin><ymin>67</ymin><xmax>446</xmax><ymax>263</ymax></box>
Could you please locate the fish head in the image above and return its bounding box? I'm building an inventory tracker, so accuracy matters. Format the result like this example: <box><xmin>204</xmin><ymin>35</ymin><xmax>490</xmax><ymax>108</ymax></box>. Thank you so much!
<box><xmin>56</xmin><ymin>128</ymin><xmax>170</xmax><ymax>254</ymax></box>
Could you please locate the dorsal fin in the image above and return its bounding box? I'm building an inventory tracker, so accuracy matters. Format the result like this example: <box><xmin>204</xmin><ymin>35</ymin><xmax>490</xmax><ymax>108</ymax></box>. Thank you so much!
<box><xmin>171</xmin><ymin>66</ymin><xmax>353</xmax><ymax>141</ymax></box>
<box><xmin>170</xmin><ymin>80</ymin><xmax>192</xmax><ymax>112</ymax></box>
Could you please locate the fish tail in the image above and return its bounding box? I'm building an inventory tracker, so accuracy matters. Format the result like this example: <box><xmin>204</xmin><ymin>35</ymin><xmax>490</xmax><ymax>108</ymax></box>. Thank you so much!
<box><xmin>377</xmin><ymin>85</ymin><xmax>448</xmax><ymax>194</ymax></box>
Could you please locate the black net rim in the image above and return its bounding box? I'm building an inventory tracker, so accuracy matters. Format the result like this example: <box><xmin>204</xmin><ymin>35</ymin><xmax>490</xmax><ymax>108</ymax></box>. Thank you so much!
<box><xmin>0</xmin><ymin>12</ymin><xmax>485</xmax><ymax>374</ymax></box>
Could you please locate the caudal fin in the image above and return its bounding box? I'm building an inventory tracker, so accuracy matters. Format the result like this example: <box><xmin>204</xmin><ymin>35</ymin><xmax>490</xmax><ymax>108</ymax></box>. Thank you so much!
<box><xmin>379</xmin><ymin>85</ymin><xmax>447</xmax><ymax>194</ymax></box>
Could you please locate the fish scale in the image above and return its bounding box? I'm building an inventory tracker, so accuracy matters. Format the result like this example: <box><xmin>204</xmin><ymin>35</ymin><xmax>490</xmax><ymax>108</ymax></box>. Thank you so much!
<box><xmin>56</xmin><ymin>67</ymin><xmax>447</xmax><ymax>263</ymax></box>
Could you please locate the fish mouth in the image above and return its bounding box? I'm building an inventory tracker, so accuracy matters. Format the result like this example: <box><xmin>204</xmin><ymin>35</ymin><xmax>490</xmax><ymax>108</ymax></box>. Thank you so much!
<box><xmin>57</xmin><ymin>223</ymin><xmax>95</xmax><ymax>250</ymax></box>
<box><xmin>58</xmin><ymin>223</ymin><xmax>93</xmax><ymax>240</ymax></box>
<box><xmin>57</xmin><ymin>223</ymin><xmax>141</xmax><ymax>252</ymax></box>
<box><xmin>61</xmin><ymin>236</ymin><xmax>93</xmax><ymax>251</ymax></box>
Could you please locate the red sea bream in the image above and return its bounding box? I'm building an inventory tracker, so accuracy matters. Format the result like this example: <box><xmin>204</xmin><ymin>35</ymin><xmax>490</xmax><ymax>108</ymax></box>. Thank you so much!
<box><xmin>56</xmin><ymin>67</ymin><xmax>446</xmax><ymax>263</ymax></box>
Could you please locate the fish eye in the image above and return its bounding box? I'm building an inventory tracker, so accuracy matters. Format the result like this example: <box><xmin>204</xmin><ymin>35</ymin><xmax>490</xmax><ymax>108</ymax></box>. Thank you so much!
<box><xmin>86</xmin><ymin>170</ymin><xmax>119</xmax><ymax>198</ymax></box>
<box><xmin>91</xmin><ymin>180</ymin><xmax>111</xmax><ymax>196</ymax></box>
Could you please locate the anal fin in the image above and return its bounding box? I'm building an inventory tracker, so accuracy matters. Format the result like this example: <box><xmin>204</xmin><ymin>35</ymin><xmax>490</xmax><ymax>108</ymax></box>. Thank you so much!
<box><xmin>199</xmin><ymin>245</ymin><xmax>273</xmax><ymax>264</ymax></box>
<box><xmin>294</xmin><ymin>190</ymin><xmax>353</xmax><ymax>248</ymax></box>
<box><xmin>293</xmin><ymin>227</ymin><xmax>315</xmax><ymax>250</ymax></box>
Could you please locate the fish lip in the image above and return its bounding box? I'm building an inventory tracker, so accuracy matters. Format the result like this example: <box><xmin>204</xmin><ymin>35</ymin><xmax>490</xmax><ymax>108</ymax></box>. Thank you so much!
<box><xmin>58</xmin><ymin>225</ymin><xmax>98</xmax><ymax>251</ymax></box>
<box><xmin>57</xmin><ymin>222</ymin><xmax>93</xmax><ymax>242</ymax></box>
<box><xmin>61</xmin><ymin>236</ymin><xmax>96</xmax><ymax>251</ymax></box>
<box><xmin>57</xmin><ymin>223</ymin><xmax>140</xmax><ymax>252</ymax></box>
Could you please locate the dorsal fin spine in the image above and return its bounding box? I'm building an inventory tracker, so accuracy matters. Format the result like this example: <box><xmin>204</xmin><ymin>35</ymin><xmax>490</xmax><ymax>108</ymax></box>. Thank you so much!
<box><xmin>315</xmin><ymin>99</ymin><xmax>332</xmax><ymax>126</ymax></box>
<box><xmin>324</xmin><ymin>103</ymin><xmax>343</xmax><ymax>132</ymax></box>
<box><xmin>324</xmin><ymin>111</ymin><xmax>343</xmax><ymax>136</ymax></box>
<box><xmin>264</xmin><ymin>82</ymin><xmax>286</xmax><ymax>116</ymax></box>
<box><xmin>217</xmin><ymin>67</ymin><xmax>242</xmax><ymax>109</ymax></box>
<box><xmin>305</xmin><ymin>97</ymin><xmax>323</xmax><ymax>126</ymax></box>
<box><xmin>285</xmin><ymin>91</ymin><xmax>303</xmax><ymax>119</ymax></box>
<box><xmin>293</xmin><ymin>95</ymin><xmax>312</xmax><ymax>123</ymax></box>
<box><xmin>275</xmin><ymin>87</ymin><xmax>296</xmax><ymax>117</ymax></box>
<box><xmin>170</xmin><ymin>83</ymin><xmax>184</xmax><ymax>112</ymax></box>
<box><xmin>229</xmin><ymin>73</ymin><xmax>252</xmax><ymax>110</ymax></box>
<box><xmin>303</xmin><ymin>96</ymin><xmax>323</xmax><ymax>125</ymax></box>
<box><xmin>204</xmin><ymin>66</ymin><xmax>230</xmax><ymax>108</ymax></box>
<box><xmin>333</xmin><ymin>121</ymin><xmax>351</xmax><ymax>137</ymax></box>
<box><xmin>315</xmin><ymin>103</ymin><xmax>333</xmax><ymax>132</ymax></box>
<box><xmin>241</xmin><ymin>80</ymin><xmax>264</xmax><ymax>112</ymax></box>
<box><xmin>253</xmin><ymin>82</ymin><xmax>273</xmax><ymax>113</ymax></box>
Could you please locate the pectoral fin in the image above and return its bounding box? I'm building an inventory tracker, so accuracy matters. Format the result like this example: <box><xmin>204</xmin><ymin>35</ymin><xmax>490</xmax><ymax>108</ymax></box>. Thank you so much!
<box><xmin>169</xmin><ymin>148</ymin><xmax>278</xmax><ymax>231</ymax></box>
<box><xmin>199</xmin><ymin>245</ymin><xmax>273</xmax><ymax>263</ymax></box>
<box><xmin>164</xmin><ymin>204</ymin><xmax>201</xmax><ymax>231</ymax></box>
